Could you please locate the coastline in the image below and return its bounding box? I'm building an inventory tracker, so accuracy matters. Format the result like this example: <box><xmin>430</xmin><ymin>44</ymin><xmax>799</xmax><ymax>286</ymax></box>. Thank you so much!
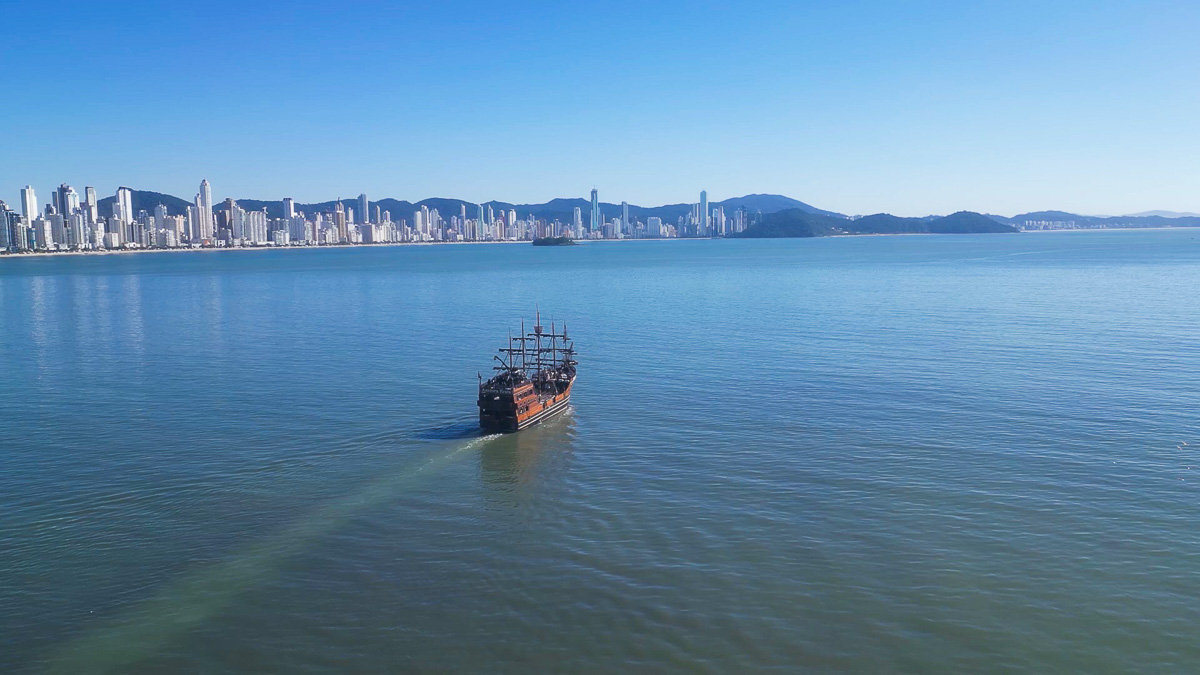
<box><xmin>1020</xmin><ymin>226</ymin><xmax>1198</xmax><ymax>234</ymax></box>
<box><xmin>0</xmin><ymin>238</ymin><xmax>531</xmax><ymax>259</ymax></box>
<box><xmin>5</xmin><ymin>226</ymin><xmax>1195</xmax><ymax>260</ymax></box>
<box><xmin>0</xmin><ymin>236</ymin><xmax>700</xmax><ymax>259</ymax></box>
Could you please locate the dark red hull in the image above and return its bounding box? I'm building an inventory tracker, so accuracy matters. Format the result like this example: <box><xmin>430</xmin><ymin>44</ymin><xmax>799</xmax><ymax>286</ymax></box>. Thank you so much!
<box><xmin>478</xmin><ymin>377</ymin><xmax>574</xmax><ymax>432</ymax></box>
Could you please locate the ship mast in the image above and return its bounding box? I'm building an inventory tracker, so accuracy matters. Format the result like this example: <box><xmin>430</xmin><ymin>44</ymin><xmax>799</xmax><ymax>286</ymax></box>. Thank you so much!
<box><xmin>490</xmin><ymin>309</ymin><xmax>575</xmax><ymax>387</ymax></box>
<box><xmin>534</xmin><ymin>307</ymin><xmax>541</xmax><ymax>377</ymax></box>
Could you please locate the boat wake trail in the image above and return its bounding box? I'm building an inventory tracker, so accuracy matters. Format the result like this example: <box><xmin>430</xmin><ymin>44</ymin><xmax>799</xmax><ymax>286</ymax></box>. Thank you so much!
<box><xmin>44</xmin><ymin>432</ymin><xmax>503</xmax><ymax>675</ymax></box>
<box><xmin>414</xmin><ymin>419</ymin><xmax>492</xmax><ymax>440</ymax></box>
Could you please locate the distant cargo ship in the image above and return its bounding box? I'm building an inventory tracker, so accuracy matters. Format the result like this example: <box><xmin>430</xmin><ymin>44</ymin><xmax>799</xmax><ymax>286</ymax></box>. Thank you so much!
<box><xmin>478</xmin><ymin>311</ymin><xmax>577</xmax><ymax>432</ymax></box>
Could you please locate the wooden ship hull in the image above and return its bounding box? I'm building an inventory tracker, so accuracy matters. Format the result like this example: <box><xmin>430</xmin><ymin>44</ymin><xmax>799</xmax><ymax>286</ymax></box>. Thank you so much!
<box><xmin>478</xmin><ymin>376</ymin><xmax>574</xmax><ymax>432</ymax></box>
<box><xmin>478</xmin><ymin>311</ymin><xmax>577</xmax><ymax>433</ymax></box>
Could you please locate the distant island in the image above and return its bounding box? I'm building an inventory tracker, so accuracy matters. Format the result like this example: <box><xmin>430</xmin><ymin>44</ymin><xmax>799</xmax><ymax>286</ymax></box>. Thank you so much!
<box><xmin>532</xmin><ymin>236</ymin><xmax>577</xmax><ymax>246</ymax></box>
<box><xmin>735</xmin><ymin>209</ymin><xmax>1018</xmax><ymax>238</ymax></box>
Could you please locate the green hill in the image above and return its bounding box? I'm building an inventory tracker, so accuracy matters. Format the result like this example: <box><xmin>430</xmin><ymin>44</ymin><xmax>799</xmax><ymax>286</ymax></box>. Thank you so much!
<box><xmin>124</xmin><ymin>192</ymin><xmax>846</xmax><ymax>224</ymax></box>
<box><xmin>736</xmin><ymin>209</ymin><xmax>1017</xmax><ymax>238</ymax></box>
<box><xmin>927</xmin><ymin>211</ymin><xmax>1017</xmax><ymax>234</ymax></box>
<box><xmin>96</xmin><ymin>190</ymin><xmax>192</xmax><ymax>218</ymax></box>
<box><xmin>843</xmin><ymin>213</ymin><xmax>927</xmax><ymax>234</ymax></box>
<box><xmin>730</xmin><ymin>209</ymin><xmax>844</xmax><ymax>237</ymax></box>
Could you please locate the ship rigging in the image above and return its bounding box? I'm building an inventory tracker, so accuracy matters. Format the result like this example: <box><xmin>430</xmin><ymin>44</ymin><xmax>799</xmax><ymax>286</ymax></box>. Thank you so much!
<box><xmin>478</xmin><ymin>310</ymin><xmax>577</xmax><ymax>432</ymax></box>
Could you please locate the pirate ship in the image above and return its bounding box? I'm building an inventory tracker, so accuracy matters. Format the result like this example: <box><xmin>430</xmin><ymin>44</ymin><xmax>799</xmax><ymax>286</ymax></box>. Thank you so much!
<box><xmin>478</xmin><ymin>311</ymin><xmax>577</xmax><ymax>432</ymax></box>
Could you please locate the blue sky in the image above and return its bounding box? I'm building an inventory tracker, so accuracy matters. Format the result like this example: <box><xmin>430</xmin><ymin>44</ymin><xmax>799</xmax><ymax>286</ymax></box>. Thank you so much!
<box><xmin>2</xmin><ymin>1</ymin><xmax>1197</xmax><ymax>216</ymax></box>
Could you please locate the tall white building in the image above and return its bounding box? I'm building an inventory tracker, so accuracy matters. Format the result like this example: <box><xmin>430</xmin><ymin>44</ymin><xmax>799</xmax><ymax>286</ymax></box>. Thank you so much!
<box><xmin>288</xmin><ymin>215</ymin><xmax>308</xmax><ymax>242</ymax></box>
<box><xmin>36</xmin><ymin>217</ymin><xmax>54</xmax><ymax>249</ymax></box>
<box><xmin>429</xmin><ymin>209</ymin><xmax>441</xmax><ymax>238</ymax></box>
<box><xmin>20</xmin><ymin>185</ymin><xmax>37</xmax><ymax>224</ymax></box>
<box><xmin>56</xmin><ymin>184</ymin><xmax>80</xmax><ymax>216</ymax></box>
<box><xmin>230</xmin><ymin>201</ymin><xmax>246</xmax><ymax>240</ymax></box>
<box><xmin>68</xmin><ymin>213</ymin><xmax>85</xmax><ymax>248</ymax></box>
<box><xmin>334</xmin><ymin>201</ymin><xmax>348</xmax><ymax>242</ymax></box>
<box><xmin>647</xmin><ymin>216</ymin><xmax>662</xmax><ymax>238</ymax></box>
<box><xmin>245</xmin><ymin>209</ymin><xmax>268</xmax><ymax>244</ymax></box>
<box><xmin>185</xmin><ymin>205</ymin><xmax>198</xmax><ymax>241</ymax></box>
<box><xmin>283</xmin><ymin>197</ymin><xmax>295</xmax><ymax>220</ymax></box>
<box><xmin>413</xmin><ymin>210</ymin><xmax>425</xmax><ymax>238</ymax></box>
<box><xmin>84</xmin><ymin>186</ymin><xmax>98</xmax><ymax>224</ymax></box>
<box><xmin>196</xmin><ymin>179</ymin><xmax>214</xmax><ymax>241</ymax></box>
<box><xmin>116</xmin><ymin>187</ymin><xmax>133</xmax><ymax>227</ymax></box>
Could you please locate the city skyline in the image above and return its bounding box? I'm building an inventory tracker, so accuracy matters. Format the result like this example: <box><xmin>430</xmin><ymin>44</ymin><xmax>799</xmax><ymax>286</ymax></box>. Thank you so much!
<box><xmin>1</xmin><ymin>179</ymin><xmax>753</xmax><ymax>253</ymax></box>
<box><xmin>8</xmin><ymin>177</ymin><xmax>1199</xmax><ymax>225</ymax></box>
<box><xmin>7</xmin><ymin>175</ymin><xmax>1193</xmax><ymax>255</ymax></box>
<box><xmin>2</xmin><ymin>2</ymin><xmax>1199</xmax><ymax>216</ymax></box>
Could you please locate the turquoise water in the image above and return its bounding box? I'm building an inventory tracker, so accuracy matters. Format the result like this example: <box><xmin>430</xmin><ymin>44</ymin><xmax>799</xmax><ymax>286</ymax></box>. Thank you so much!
<box><xmin>2</xmin><ymin>231</ymin><xmax>1199</xmax><ymax>673</ymax></box>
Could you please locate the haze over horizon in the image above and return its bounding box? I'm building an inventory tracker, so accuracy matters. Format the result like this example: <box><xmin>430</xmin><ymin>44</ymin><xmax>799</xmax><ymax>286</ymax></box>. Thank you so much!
<box><xmin>2</xmin><ymin>1</ymin><xmax>1198</xmax><ymax>217</ymax></box>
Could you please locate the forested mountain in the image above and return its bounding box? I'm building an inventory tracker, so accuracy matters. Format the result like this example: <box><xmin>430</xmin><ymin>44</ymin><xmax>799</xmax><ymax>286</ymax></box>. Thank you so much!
<box><xmin>735</xmin><ymin>209</ymin><xmax>1018</xmax><ymax>238</ymax></box>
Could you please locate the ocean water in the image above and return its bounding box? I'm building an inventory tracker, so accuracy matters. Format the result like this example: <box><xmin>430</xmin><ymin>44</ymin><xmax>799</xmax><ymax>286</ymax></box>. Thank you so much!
<box><xmin>2</xmin><ymin>230</ymin><xmax>1199</xmax><ymax>673</ymax></box>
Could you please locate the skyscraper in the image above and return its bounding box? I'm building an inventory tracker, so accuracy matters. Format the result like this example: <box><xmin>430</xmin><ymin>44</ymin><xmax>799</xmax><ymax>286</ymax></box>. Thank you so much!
<box><xmin>283</xmin><ymin>197</ymin><xmax>295</xmax><ymax>220</ymax></box>
<box><xmin>192</xmin><ymin>194</ymin><xmax>204</xmax><ymax>239</ymax></box>
<box><xmin>621</xmin><ymin>201</ymin><xmax>629</xmax><ymax>237</ymax></box>
<box><xmin>334</xmin><ymin>201</ymin><xmax>347</xmax><ymax>242</ymax></box>
<box><xmin>84</xmin><ymin>186</ymin><xmax>98</xmax><ymax>224</ymax></box>
<box><xmin>20</xmin><ymin>185</ymin><xmax>37</xmax><ymax>224</ymax></box>
<box><xmin>573</xmin><ymin>207</ymin><xmax>582</xmax><ymax>235</ymax></box>
<box><xmin>0</xmin><ymin>202</ymin><xmax>11</xmax><ymax>250</ymax></box>
<box><xmin>197</xmin><ymin>179</ymin><xmax>214</xmax><ymax>241</ymax></box>
<box><xmin>647</xmin><ymin>216</ymin><xmax>662</xmax><ymax>238</ymax></box>
<box><xmin>590</xmin><ymin>188</ymin><xmax>600</xmax><ymax>232</ymax></box>
<box><xmin>229</xmin><ymin>200</ymin><xmax>245</xmax><ymax>240</ymax></box>
<box><xmin>358</xmin><ymin>194</ymin><xmax>369</xmax><ymax>224</ymax></box>
<box><xmin>245</xmin><ymin>209</ymin><xmax>268</xmax><ymax>244</ymax></box>
<box><xmin>699</xmin><ymin>190</ymin><xmax>708</xmax><ymax>236</ymax></box>
<box><xmin>116</xmin><ymin>187</ymin><xmax>133</xmax><ymax>227</ymax></box>
<box><xmin>56</xmin><ymin>184</ymin><xmax>79</xmax><ymax>217</ymax></box>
